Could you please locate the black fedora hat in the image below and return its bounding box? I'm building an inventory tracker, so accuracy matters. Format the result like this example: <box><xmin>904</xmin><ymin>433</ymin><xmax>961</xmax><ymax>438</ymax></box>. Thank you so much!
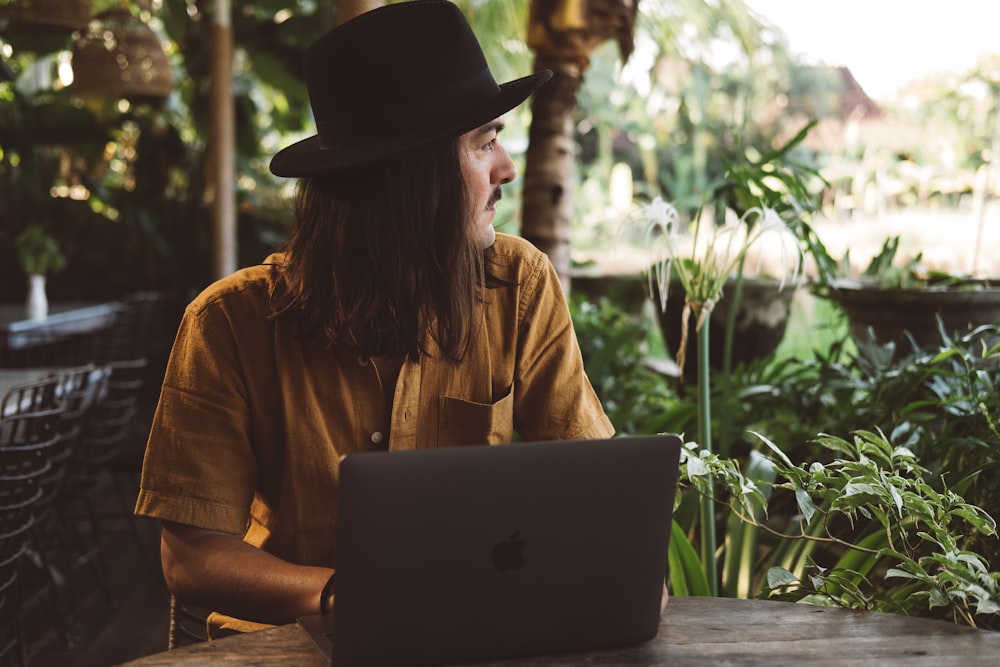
<box><xmin>269</xmin><ymin>0</ymin><xmax>552</xmax><ymax>177</ymax></box>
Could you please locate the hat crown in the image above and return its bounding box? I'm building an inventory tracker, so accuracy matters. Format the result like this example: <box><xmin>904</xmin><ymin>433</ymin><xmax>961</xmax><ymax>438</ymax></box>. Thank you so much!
<box><xmin>305</xmin><ymin>0</ymin><xmax>497</xmax><ymax>150</ymax></box>
<box><xmin>268</xmin><ymin>0</ymin><xmax>551</xmax><ymax>177</ymax></box>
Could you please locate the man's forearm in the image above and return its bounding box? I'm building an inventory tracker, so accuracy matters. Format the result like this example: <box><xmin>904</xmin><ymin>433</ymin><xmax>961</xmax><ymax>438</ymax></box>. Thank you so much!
<box><xmin>160</xmin><ymin>521</ymin><xmax>334</xmax><ymax>625</ymax></box>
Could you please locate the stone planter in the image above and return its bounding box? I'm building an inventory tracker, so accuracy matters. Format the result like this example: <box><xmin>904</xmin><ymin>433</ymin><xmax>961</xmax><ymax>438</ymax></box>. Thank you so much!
<box><xmin>651</xmin><ymin>277</ymin><xmax>797</xmax><ymax>380</ymax></box>
<box><xmin>828</xmin><ymin>278</ymin><xmax>1000</xmax><ymax>351</ymax></box>
<box><xmin>569</xmin><ymin>268</ymin><xmax>648</xmax><ymax>317</ymax></box>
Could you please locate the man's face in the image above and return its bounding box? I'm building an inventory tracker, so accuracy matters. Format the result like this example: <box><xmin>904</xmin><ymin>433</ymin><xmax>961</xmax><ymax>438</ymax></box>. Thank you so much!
<box><xmin>459</xmin><ymin>118</ymin><xmax>517</xmax><ymax>249</ymax></box>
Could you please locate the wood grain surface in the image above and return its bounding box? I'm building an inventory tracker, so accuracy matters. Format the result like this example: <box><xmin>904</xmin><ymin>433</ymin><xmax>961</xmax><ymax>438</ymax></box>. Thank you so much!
<box><xmin>122</xmin><ymin>596</ymin><xmax>1000</xmax><ymax>666</ymax></box>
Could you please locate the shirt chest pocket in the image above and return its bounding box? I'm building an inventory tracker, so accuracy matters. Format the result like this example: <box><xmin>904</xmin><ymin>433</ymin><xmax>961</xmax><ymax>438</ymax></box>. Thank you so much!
<box><xmin>437</xmin><ymin>388</ymin><xmax>514</xmax><ymax>447</ymax></box>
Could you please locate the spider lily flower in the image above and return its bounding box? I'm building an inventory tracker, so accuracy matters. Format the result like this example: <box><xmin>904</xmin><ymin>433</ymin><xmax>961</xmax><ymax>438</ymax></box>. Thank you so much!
<box><xmin>638</xmin><ymin>197</ymin><xmax>804</xmax><ymax>321</ymax></box>
<box><xmin>640</xmin><ymin>197</ymin><xmax>684</xmax><ymax>314</ymax></box>
<box><xmin>740</xmin><ymin>206</ymin><xmax>804</xmax><ymax>292</ymax></box>
<box><xmin>636</xmin><ymin>197</ymin><xmax>805</xmax><ymax>375</ymax></box>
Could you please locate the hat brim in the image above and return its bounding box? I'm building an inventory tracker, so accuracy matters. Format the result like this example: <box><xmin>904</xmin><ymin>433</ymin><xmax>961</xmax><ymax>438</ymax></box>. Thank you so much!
<box><xmin>269</xmin><ymin>70</ymin><xmax>552</xmax><ymax>178</ymax></box>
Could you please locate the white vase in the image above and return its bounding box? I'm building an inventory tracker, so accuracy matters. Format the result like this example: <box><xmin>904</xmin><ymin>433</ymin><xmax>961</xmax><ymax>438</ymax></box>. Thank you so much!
<box><xmin>27</xmin><ymin>273</ymin><xmax>49</xmax><ymax>321</ymax></box>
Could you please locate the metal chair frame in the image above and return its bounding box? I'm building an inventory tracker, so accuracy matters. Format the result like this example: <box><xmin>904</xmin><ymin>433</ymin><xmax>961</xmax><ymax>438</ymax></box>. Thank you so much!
<box><xmin>0</xmin><ymin>376</ymin><xmax>69</xmax><ymax>659</ymax></box>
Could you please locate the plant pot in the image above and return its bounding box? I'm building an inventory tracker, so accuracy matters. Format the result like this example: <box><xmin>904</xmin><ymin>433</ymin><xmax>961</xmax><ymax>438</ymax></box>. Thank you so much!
<box><xmin>569</xmin><ymin>268</ymin><xmax>648</xmax><ymax>317</ymax></box>
<box><xmin>828</xmin><ymin>278</ymin><xmax>1000</xmax><ymax>351</ymax></box>
<box><xmin>650</xmin><ymin>276</ymin><xmax>797</xmax><ymax>380</ymax></box>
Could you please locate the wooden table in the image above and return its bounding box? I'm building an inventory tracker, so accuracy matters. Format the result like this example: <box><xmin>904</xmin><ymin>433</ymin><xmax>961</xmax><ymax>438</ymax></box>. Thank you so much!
<box><xmin>121</xmin><ymin>596</ymin><xmax>1000</xmax><ymax>666</ymax></box>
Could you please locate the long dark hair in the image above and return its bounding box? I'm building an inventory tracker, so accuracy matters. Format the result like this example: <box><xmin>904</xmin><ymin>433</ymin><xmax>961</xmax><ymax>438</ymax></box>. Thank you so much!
<box><xmin>271</xmin><ymin>136</ymin><xmax>487</xmax><ymax>361</ymax></box>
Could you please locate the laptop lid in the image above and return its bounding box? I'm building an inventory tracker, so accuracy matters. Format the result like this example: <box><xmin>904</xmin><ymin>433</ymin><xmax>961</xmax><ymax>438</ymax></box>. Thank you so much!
<box><xmin>299</xmin><ymin>434</ymin><xmax>682</xmax><ymax>667</ymax></box>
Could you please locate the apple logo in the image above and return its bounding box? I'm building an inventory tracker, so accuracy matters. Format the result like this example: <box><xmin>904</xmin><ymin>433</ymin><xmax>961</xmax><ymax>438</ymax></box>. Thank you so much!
<box><xmin>491</xmin><ymin>531</ymin><xmax>526</xmax><ymax>571</ymax></box>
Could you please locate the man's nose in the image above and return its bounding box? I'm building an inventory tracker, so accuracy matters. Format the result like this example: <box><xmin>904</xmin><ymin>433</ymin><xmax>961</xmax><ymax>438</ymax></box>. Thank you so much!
<box><xmin>496</xmin><ymin>144</ymin><xmax>516</xmax><ymax>185</ymax></box>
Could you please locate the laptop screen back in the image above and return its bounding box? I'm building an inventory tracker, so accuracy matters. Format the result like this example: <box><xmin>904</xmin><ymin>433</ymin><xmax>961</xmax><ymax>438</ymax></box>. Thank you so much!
<box><xmin>300</xmin><ymin>434</ymin><xmax>682</xmax><ymax>667</ymax></box>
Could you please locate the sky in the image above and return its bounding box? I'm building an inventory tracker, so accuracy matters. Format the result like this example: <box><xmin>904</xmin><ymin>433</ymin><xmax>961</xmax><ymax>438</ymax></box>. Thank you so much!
<box><xmin>743</xmin><ymin>0</ymin><xmax>1000</xmax><ymax>100</ymax></box>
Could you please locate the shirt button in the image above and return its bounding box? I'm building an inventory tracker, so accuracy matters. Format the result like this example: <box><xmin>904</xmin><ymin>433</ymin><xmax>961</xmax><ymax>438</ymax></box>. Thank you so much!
<box><xmin>370</xmin><ymin>431</ymin><xmax>384</xmax><ymax>444</ymax></box>
<box><xmin>357</xmin><ymin>356</ymin><xmax>369</xmax><ymax>366</ymax></box>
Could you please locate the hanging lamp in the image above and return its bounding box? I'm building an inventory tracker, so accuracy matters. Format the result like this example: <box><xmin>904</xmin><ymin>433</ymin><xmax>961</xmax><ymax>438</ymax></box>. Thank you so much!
<box><xmin>0</xmin><ymin>0</ymin><xmax>92</xmax><ymax>37</ymax></box>
<box><xmin>70</xmin><ymin>8</ymin><xmax>173</xmax><ymax>103</ymax></box>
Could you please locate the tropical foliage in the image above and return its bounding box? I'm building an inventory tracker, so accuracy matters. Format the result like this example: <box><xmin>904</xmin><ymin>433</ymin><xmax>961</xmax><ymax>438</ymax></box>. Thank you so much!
<box><xmin>572</xmin><ymin>292</ymin><xmax>1000</xmax><ymax>629</ymax></box>
<box><xmin>15</xmin><ymin>224</ymin><xmax>66</xmax><ymax>277</ymax></box>
<box><xmin>3</xmin><ymin>0</ymin><xmax>998</xmax><ymax>634</ymax></box>
<box><xmin>0</xmin><ymin>0</ymin><xmax>332</xmax><ymax>302</ymax></box>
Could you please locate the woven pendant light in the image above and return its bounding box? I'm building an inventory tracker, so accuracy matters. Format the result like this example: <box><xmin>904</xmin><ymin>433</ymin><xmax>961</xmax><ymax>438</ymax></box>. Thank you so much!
<box><xmin>0</xmin><ymin>0</ymin><xmax>92</xmax><ymax>36</ymax></box>
<box><xmin>70</xmin><ymin>8</ymin><xmax>173</xmax><ymax>103</ymax></box>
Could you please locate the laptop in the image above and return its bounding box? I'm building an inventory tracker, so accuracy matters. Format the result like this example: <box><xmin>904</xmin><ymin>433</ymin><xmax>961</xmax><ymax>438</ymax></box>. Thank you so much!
<box><xmin>298</xmin><ymin>434</ymin><xmax>682</xmax><ymax>667</ymax></box>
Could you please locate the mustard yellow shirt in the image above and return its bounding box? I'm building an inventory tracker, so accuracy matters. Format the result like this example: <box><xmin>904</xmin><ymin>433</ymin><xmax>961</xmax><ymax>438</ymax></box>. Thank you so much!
<box><xmin>135</xmin><ymin>233</ymin><xmax>613</xmax><ymax>567</ymax></box>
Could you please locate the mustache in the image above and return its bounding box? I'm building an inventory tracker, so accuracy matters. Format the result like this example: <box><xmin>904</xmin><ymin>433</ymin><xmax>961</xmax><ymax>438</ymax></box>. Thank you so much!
<box><xmin>488</xmin><ymin>187</ymin><xmax>502</xmax><ymax>207</ymax></box>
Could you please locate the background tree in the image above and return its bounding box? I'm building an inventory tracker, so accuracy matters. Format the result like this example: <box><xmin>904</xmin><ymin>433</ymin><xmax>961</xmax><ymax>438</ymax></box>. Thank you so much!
<box><xmin>522</xmin><ymin>0</ymin><xmax>638</xmax><ymax>290</ymax></box>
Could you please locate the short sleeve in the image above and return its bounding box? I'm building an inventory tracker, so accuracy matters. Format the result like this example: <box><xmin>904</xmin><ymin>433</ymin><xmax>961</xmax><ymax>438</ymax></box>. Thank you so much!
<box><xmin>512</xmin><ymin>251</ymin><xmax>615</xmax><ymax>441</ymax></box>
<box><xmin>135</xmin><ymin>295</ymin><xmax>261</xmax><ymax>534</ymax></box>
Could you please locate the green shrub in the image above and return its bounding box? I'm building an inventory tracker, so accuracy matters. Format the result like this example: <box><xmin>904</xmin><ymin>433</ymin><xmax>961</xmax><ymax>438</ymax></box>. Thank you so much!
<box><xmin>569</xmin><ymin>294</ymin><xmax>681</xmax><ymax>436</ymax></box>
<box><xmin>572</xmin><ymin>296</ymin><xmax>1000</xmax><ymax>628</ymax></box>
<box><xmin>682</xmin><ymin>428</ymin><xmax>998</xmax><ymax>627</ymax></box>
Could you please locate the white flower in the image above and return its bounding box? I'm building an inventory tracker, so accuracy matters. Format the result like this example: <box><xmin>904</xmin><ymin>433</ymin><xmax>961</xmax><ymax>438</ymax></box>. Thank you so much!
<box><xmin>639</xmin><ymin>197</ymin><xmax>683</xmax><ymax>313</ymax></box>
<box><xmin>633</xmin><ymin>196</ymin><xmax>805</xmax><ymax>377</ymax></box>
<box><xmin>644</xmin><ymin>196</ymin><xmax>680</xmax><ymax>230</ymax></box>
<box><xmin>741</xmin><ymin>206</ymin><xmax>804</xmax><ymax>291</ymax></box>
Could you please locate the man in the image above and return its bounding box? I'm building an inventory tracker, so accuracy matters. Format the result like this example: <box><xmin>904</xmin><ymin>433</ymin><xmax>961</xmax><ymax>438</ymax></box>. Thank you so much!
<box><xmin>135</xmin><ymin>0</ymin><xmax>614</xmax><ymax>633</ymax></box>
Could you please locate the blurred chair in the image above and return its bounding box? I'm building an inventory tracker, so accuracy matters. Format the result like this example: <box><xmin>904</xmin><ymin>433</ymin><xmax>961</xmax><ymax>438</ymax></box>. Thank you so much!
<box><xmin>90</xmin><ymin>295</ymin><xmax>156</xmax><ymax>513</ymax></box>
<box><xmin>0</xmin><ymin>329</ymin><xmax>102</xmax><ymax>371</ymax></box>
<box><xmin>26</xmin><ymin>365</ymin><xmax>111</xmax><ymax>641</ymax></box>
<box><xmin>0</xmin><ymin>493</ymin><xmax>33</xmax><ymax>667</ymax></box>
<box><xmin>0</xmin><ymin>291</ymin><xmax>168</xmax><ymax>372</ymax></box>
<box><xmin>167</xmin><ymin>595</ymin><xmax>211</xmax><ymax>649</ymax></box>
<box><xmin>0</xmin><ymin>537</ymin><xmax>26</xmax><ymax>667</ymax></box>
<box><xmin>96</xmin><ymin>291</ymin><xmax>167</xmax><ymax>366</ymax></box>
<box><xmin>0</xmin><ymin>375</ymin><xmax>68</xmax><ymax>660</ymax></box>
<box><xmin>39</xmin><ymin>366</ymin><xmax>107</xmax><ymax>512</ymax></box>
<box><xmin>0</xmin><ymin>376</ymin><xmax>59</xmax><ymax>425</ymax></box>
<box><xmin>87</xmin><ymin>294</ymin><xmax>167</xmax><ymax>575</ymax></box>
<box><xmin>165</xmin><ymin>596</ymin><xmax>241</xmax><ymax>650</ymax></box>
<box><xmin>58</xmin><ymin>357</ymin><xmax>157</xmax><ymax>607</ymax></box>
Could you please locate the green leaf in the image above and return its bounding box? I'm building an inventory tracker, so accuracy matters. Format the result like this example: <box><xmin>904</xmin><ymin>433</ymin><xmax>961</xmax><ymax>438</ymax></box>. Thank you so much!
<box><xmin>794</xmin><ymin>486</ymin><xmax>817</xmax><ymax>525</ymax></box>
<box><xmin>668</xmin><ymin>519</ymin><xmax>712</xmax><ymax>597</ymax></box>
<box><xmin>748</xmin><ymin>430</ymin><xmax>793</xmax><ymax>467</ymax></box>
<box><xmin>888</xmin><ymin>484</ymin><xmax>904</xmax><ymax>517</ymax></box>
<box><xmin>842</xmin><ymin>482</ymin><xmax>884</xmax><ymax>500</ymax></box>
<box><xmin>951</xmin><ymin>505</ymin><xmax>998</xmax><ymax>536</ymax></box>
<box><xmin>928</xmin><ymin>587</ymin><xmax>951</xmax><ymax>609</ymax></box>
<box><xmin>723</xmin><ymin>511</ymin><xmax>761</xmax><ymax>598</ymax></box>
<box><xmin>766</xmin><ymin>566</ymin><xmax>799</xmax><ymax>589</ymax></box>
<box><xmin>977</xmin><ymin>598</ymin><xmax>1000</xmax><ymax>615</ymax></box>
<box><xmin>684</xmin><ymin>452</ymin><xmax>710</xmax><ymax>477</ymax></box>
<box><xmin>832</xmin><ymin>530</ymin><xmax>890</xmax><ymax>584</ymax></box>
<box><xmin>810</xmin><ymin>434</ymin><xmax>856</xmax><ymax>458</ymax></box>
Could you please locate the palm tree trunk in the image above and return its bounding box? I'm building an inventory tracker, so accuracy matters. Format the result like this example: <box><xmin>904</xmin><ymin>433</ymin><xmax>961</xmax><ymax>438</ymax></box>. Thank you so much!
<box><xmin>521</xmin><ymin>0</ymin><xmax>638</xmax><ymax>291</ymax></box>
<box><xmin>521</xmin><ymin>58</ymin><xmax>583</xmax><ymax>293</ymax></box>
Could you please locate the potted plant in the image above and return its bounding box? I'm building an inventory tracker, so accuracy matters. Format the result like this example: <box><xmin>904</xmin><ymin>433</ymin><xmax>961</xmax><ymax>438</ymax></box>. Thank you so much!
<box><xmin>639</xmin><ymin>191</ymin><xmax>806</xmax><ymax>594</ymax></box>
<box><xmin>823</xmin><ymin>235</ymin><xmax>1000</xmax><ymax>353</ymax></box>
<box><xmin>649</xmin><ymin>121</ymin><xmax>825</xmax><ymax>379</ymax></box>
<box><xmin>651</xmin><ymin>266</ymin><xmax>799</xmax><ymax>380</ymax></box>
<box><xmin>15</xmin><ymin>224</ymin><xmax>66</xmax><ymax>320</ymax></box>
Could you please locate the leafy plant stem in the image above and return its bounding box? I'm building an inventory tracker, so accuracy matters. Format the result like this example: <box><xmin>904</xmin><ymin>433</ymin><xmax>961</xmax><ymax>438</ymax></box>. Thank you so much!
<box><xmin>718</xmin><ymin>260</ymin><xmax>746</xmax><ymax>459</ymax></box>
<box><xmin>725</xmin><ymin>502</ymin><xmax>882</xmax><ymax>555</ymax></box>
<box><xmin>696</xmin><ymin>310</ymin><xmax>718</xmax><ymax>595</ymax></box>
